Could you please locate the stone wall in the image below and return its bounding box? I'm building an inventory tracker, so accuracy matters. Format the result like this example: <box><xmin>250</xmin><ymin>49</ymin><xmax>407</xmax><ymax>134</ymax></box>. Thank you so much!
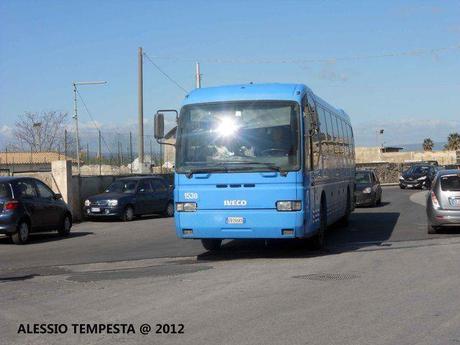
<box><xmin>356</xmin><ymin>147</ymin><xmax>457</xmax><ymax>165</ymax></box>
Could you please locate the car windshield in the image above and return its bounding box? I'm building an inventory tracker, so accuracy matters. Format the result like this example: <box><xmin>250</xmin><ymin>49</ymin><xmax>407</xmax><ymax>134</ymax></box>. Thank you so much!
<box><xmin>356</xmin><ymin>172</ymin><xmax>371</xmax><ymax>184</ymax></box>
<box><xmin>408</xmin><ymin>165</ymin><xmax>430</xmax><ymax>174</ymax></box>
<box><xmin>0</xmin><ymin>183</ymin><xmax>11</xmax><ymax>198</ymax></box>
<box><xmin>105</xmin><ymin>180</ymin><xmax>137</xmax><ymax>193</ymax></box>
<box><xmin>175</xmin><ymin>101</ymin><xmax>300</xmax><ymax>173</ymax></box>
<box><xmin>440</xmin><ymin>175</ymin><xmax>460</xmax><ymax>191</ymax></box>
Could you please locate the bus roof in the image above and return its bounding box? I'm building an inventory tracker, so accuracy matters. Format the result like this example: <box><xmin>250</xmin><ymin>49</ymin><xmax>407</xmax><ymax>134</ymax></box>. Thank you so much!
<box><xmin>183</xmin><ymin>83</ymin><xmax>350</xmax><ymax>123</ymax></box>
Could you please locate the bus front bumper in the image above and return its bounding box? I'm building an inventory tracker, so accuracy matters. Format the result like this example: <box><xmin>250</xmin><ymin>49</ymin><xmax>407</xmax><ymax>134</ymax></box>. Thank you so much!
<box><xmin>175</xmin><ymin>209</ymin><xmax>305</xmax><ymax>239</ymax></box>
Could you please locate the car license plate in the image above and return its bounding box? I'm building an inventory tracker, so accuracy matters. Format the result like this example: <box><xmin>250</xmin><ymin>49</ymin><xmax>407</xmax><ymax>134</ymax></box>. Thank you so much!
<box><xmin>450</xmin><ymin>198</ymin><xmax>460</xmax><ymax>207</ymax></box>
<box><xmin>91</xmin><ymin>207</ymin><xmax>101</xmax><ymax>213</ymax></box>
<box><xmin>226</xmin><ymin>216</ymin><xmax>244</xmax><ymax>224</ymax></box>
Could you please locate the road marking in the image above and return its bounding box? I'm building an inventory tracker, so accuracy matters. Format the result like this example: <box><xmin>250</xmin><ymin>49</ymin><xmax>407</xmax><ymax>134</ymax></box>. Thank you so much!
<box><xmin>410</xmin><ymin>191</ymin><xmax>428</xmax><ymax>207</ymax></box>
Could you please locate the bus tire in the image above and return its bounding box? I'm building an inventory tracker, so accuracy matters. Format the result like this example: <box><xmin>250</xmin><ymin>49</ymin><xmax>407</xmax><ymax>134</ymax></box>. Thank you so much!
<box><xmin>339</xmin><ymin>189</ymin><xmax>351</xmax><ymax>226</ymax></box>
<box><xmin>201</xmin><ymin>239</ymin><xmax>222</xmax><ymax>251</ymax></box>
<box><xmin>311</xmin><ymin>198</ymin><xmax>327</xmax><ymax>249</ymax></box>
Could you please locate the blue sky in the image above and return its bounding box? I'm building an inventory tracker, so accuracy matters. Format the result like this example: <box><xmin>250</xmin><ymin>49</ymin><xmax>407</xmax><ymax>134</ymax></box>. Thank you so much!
<box><xmin>1</xmin><ymin>0</ymin><xmax>459</xmax><ymax>147</ymax></box>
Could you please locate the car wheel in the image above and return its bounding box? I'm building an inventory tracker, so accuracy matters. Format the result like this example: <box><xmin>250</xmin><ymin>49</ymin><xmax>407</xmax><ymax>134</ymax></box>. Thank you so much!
<box><xmin>58</xmin><ymin>214</ymin><xmax>72</xmax><ymax>237</ymax></box>
<box><xmin>201</xmin><ymin>239</ymin><xmax>222</xmax><ymax>251</ymax></box>
<box><xmin>12</xmin><ymin>221</ymin><xmax>30</xmax><ymax>245</ymax></box>
<box><xmin>164</xmin><ymin>202</ymin><xmax>174</xmax><ymax>217</ymax></box>
<box><xmin>400</xmin><ymin>185</ymin><xmax>406</xmax><ymax>189</ymax></box>
<box><xmin>122</xmin><ymin>206</ymin><xmax>134</xmax><ymax>222</ymax></box>
<box><xmin>427</xmin><ymin>223</ymin><xmax>438</xmax><ymax>234</ymax></box>
<box><xmin>311</xmin><ymin>198</ymin><xmax>327</xmax><ymax>249</ymax></box>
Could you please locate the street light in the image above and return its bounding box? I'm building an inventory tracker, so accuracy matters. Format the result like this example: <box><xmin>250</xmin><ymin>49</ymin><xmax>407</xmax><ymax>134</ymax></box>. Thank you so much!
<box><xmin>72</xmin><ymin>81</ymin><xmax>107</xmax><ymax>175</ymax></box>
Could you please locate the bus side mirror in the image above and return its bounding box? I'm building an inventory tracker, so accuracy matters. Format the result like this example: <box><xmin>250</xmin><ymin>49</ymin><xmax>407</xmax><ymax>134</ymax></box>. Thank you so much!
<box><xmin>154</xmin><ymin>113</ymin><xmax>165</xmax><ymax>139</ymax></box>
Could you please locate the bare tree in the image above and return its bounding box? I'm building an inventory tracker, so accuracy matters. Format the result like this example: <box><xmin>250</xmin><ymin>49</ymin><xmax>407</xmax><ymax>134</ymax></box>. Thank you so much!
<box><xmin>14</xmin><ymin>111</ymin><xmax>72</xmax><ymax>152</ymax></box>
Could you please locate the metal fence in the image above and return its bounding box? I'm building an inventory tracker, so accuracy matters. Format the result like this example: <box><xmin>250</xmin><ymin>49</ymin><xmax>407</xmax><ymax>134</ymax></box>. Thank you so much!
<box><xmin>1</xmin><ymin>129</ymin><xmax>175</xmax><ymax>176</ymax></box>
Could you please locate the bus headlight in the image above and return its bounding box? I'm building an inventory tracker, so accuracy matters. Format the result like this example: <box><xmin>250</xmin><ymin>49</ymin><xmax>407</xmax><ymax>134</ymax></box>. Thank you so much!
<box><xmin>276</xmin><ymin>201</ymin><xmax>302</xmax><ymax>212</ymax></box>
<box><xmin>176</xmin><ymin>202</ymin><xmax>197</xmax><ymax>212</ymax></box>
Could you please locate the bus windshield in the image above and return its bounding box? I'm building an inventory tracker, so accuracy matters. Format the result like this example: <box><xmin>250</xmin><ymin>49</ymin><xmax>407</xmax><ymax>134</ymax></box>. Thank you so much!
<box><xmin>176</xmin><ymin>101</ymin><xmax>300</xmax><ymax>173</ymax></box>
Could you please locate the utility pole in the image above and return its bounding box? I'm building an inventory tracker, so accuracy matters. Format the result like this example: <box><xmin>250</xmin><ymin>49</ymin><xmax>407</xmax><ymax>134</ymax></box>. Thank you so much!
<box><xmin>195</xmin><ymin>62</ymin><xmax>201</xmax><ymax>88</ymax></box>
<box><xmin>72</xmin><ymin>80</ymin><xmax>107</xmax><ymax>175</ymax></box>
<box><xmin>138</xmin><ymin>47</ymin><xmax>144</xmax><ymax>165</ymax></box>
<box><xmin>129</xmin><ymin>131</ymin><xmax>133</xmax><ymax>173</ymax></box>
<box><xmin>98</xmin><ymin>130</ymin><xmax>102</xmax><ymax>176</ymax></box>
<box><xmin>149</xmin><ymin>138</ymin><xmax>153</xmax><ymax>167</ymax></box>
<box><xmin>73</xmin><ymin>83</ymin><xmax>80</xmax><ymax>173</ymax></box>
<box><xmin>64</xmin><ymin>129</ymin><xmax>68</xmax><ymax>158</ymax></box>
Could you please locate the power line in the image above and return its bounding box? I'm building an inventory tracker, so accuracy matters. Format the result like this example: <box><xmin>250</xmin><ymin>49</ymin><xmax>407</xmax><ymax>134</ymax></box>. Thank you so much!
<box><xmin>143</xmin><ymin>52</ymin><xmax>188</xmax><ymax>93</ymax></box>
<box><xmin>76</xmin><ymin>89</ymin><xmax>113</xmax><ymax>155</ymax></box>
<box><xmin>150</xmin><ymin>43</ymin><xmax>460</xmax><ymax>65</ymax></box>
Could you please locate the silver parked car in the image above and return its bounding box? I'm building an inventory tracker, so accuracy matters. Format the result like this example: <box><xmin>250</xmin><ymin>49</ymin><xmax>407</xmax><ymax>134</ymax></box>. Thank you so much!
<box><xmin>426</xmin><ymin>170</ymin><xmax>460</xmax><ymax>234</ymax></box>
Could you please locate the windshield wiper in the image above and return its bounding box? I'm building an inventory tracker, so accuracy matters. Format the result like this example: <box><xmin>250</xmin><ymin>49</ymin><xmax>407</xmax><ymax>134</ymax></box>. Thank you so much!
<box><xmin>185</xmin><ymin>166</ymin><xmax>230</xmax><ymax>178</ymax></box>
<box><xmin>184</xmin><ymin>161</ymin><xmax>288</xmax><ymax>177</ymax></box>
<box><xmin>217</xmin><ymin>161</ymin><xmax>288</xmax><ymax>176</ymax></box>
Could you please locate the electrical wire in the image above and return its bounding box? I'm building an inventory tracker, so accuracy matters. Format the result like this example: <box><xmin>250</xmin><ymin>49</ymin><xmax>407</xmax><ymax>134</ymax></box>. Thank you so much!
<box><xmin>143</xmin><ymin>52</ymin><xmax>188</xmax><ymax>93</ymax></box>
<box><xmin>76</xmin><ymin>89</ymin><xmax>113</xmax><ymax>155</ymax></box>
<box><xmin>149</xmin><ymin>43</ymin><xmax>460</xmax><ymax>65</ymax></box>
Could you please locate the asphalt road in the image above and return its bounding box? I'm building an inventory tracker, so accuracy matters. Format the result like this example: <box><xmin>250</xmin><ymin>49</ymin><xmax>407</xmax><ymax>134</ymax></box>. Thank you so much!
<box><xmin>0</xmin><ymin>186</ymin><xmax>458</xmax><ymax>273</ymax></box>
<box><xmin>3</xmin><ymin>186</ymin><xmax>460</xmax><ymax>345</ymax></box>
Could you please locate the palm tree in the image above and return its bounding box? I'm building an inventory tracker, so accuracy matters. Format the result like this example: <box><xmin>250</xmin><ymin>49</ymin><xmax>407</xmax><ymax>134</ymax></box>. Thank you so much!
<box><xmin>423</xmin><ymin>138</ymin><xmax>434</xmax><ymax>151</ymax></box>
<box><xmin>444</xmin><ymin>133</ymin><xmax>460</xmax><ymax>151</ymax></box>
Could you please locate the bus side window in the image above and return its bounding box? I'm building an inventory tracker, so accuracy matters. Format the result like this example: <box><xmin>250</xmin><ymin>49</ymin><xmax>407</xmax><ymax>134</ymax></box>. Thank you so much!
<box><xmin>311</xmin><ymin>107</ymin><xmax>321</xmax><ymax>171</ymax></box>
<box><xmin>302</xmin><ymin>95</ymin><xmax>312</xmax><ymax>171</ymax></box>
<box><xmin>318</xmin><ymin>107</ymin><xmax>328</xmax><ymax>157</ymax></box>
<box><xmin>325</xmin><ymin>111</ymin><xmax>334</xmax><ymax>157</ymax></box>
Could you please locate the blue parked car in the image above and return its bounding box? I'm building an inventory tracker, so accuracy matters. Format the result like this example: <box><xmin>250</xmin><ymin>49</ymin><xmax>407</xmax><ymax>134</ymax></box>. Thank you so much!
<box><xmin>84</xmin><ymin>176</ymin><xmax>174</xmax><ymax>221</ymax></box>
<box><xmin>0</xmin><ymin>176</ymin><xmax>72</xmax><ymax>244</ymax></box>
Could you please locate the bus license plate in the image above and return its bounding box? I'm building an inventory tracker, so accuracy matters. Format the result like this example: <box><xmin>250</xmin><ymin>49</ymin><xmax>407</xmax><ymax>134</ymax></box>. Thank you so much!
<box><xmin>226</xmin><ymin>217</ymin><xmax>244</xmax><ymax>224</ymax></box>
<box><xmin>91</xmin><ymin>207</ymin><xmax>101</xmax><ymax>213</ymax></box>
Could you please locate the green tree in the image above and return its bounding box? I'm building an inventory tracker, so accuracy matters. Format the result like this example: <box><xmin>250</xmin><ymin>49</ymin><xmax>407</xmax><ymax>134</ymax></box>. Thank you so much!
<box><xmin>422</xmin><ymin>138</ymin><xmax>434</xmax><ymax>151</ymax></box>
<box><xmin>444</xmin><ymin>133</ymin><xmax>460</xmax><ymax>151</ymax></box>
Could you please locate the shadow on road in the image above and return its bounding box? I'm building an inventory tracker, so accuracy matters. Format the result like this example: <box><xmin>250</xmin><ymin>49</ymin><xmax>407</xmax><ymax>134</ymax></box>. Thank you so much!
<box><xmin>197</xmin><ymin>212</ymin><xmax>400</xmax><ymax>262</ymax></box>
<box><xmin>355</xmin><ymin>201</ymin><xmax>391</xmax><ymax>208</ymax></box>
<box><xmin>0</xmin><ymin>274</ymin><xmax>37</xmax><ymax>283</ymax></box>
<box><xmin>0</xmin><ymin>231</ymin><xmax>93</xmax><ymax>245</ymax></box>
<box><xmin>85</xmin><ymin>214</ymin><xmax>167</xmax><ymax>223</ymax></box>
<box><xmin>435</xmin><ymin>226</ymin><xmax>460</xmax><ymax>234</ymax></box>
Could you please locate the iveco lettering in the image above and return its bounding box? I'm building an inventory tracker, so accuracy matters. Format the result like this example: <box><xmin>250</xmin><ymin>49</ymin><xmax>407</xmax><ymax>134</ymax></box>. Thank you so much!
<box><xmin>224</xmin><ymin>200</ymin><xmax>247</xmax><ymax>206</ymax></box>
<box><xmin>155</xmin><ymin>83</ymin><xmax>356</xmax><ymax>251</ymax></box>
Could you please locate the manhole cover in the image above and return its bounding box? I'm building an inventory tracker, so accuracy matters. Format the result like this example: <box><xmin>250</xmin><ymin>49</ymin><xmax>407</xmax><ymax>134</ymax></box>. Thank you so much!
<box><xmin>293</xmin><ymin>273</ymin><xmax>360</xmax><ymax>281</ymax></box>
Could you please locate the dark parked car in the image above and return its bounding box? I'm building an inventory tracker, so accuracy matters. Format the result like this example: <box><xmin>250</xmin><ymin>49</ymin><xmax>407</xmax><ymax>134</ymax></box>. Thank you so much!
<box><xmin>427</xmin><ymin>170</ymin><xmax>460</xmax><ymax>234</ymax></box>
<box><xmin>84</xmin><ymin>176</ymin><xmax>174</xmax><ymax>221</ymax></box>
<box><xmin>0</xmin><ymin>177</ymin><xmax>72</xmax><ymax>244</ymax></box>
<box><xmin>443</xmin><ymin>164</ymin><xmax>460</xmax><ymax>170</ymax></box>
<box><xmin>399</xmin><ymin>164</ymin><xmax>436</xmax><ymax>189</ymax></box>
<box><xmin>354</xmin><ymin>170</ymin><xmax>382</xmax><ymax>207</ymax></box>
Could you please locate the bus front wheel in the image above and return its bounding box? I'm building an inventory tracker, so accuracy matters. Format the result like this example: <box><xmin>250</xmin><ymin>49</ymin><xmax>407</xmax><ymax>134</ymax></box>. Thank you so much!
<box><xmin>201</xmin><ymin>239</ymin><xmax>222</xmax><ymax>251</ymax></box>
<box><xmin>311</xmin><ymin>200</ymin><xmax>327</xmax><ymax>250</ymax></box>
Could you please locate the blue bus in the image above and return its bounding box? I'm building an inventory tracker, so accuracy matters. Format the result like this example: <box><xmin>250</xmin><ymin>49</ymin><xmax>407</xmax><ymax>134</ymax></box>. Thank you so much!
<box><xmin>154</xmin><ymin>83</ymin><xmax>355</xmax><ymax>251</ymax></box>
